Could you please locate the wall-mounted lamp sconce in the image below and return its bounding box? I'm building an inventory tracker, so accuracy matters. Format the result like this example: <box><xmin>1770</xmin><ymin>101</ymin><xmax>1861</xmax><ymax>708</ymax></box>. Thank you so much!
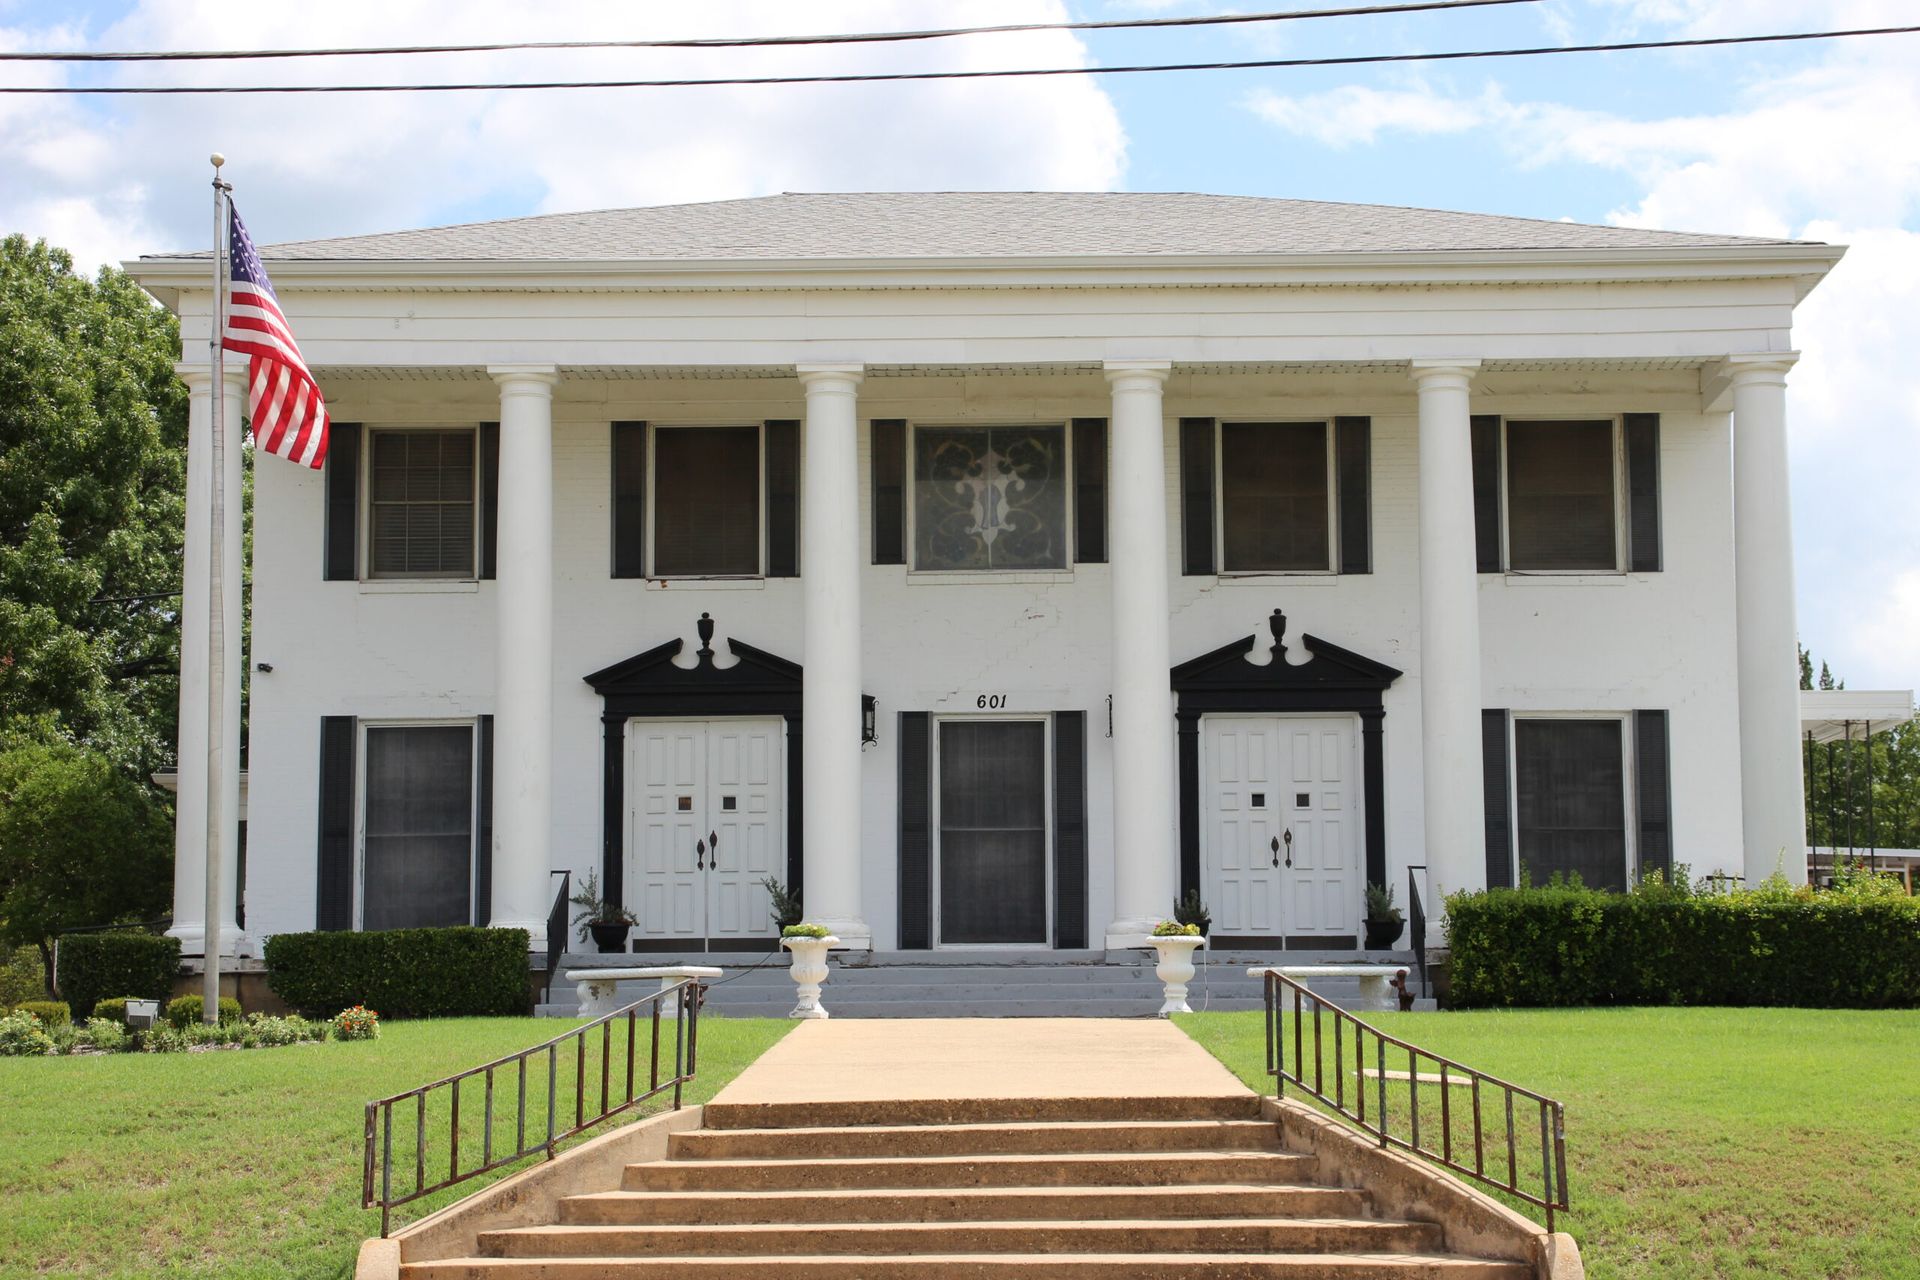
<box><xmin>862</xmin><ymin>695</ymin><xmax>878</xmax><ymax>748</ymax></box>
<box><xmin>255</xmin><ymin>662</ymin><xmax>274</xmax><ymax>674</ymax></box>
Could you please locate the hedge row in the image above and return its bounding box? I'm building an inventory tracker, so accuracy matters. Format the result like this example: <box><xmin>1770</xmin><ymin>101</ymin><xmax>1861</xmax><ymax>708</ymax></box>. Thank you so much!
<box><xmin>57</xmin><ymin>933</ymin><xmax>180</xmax><ymax>1019</ymax></box>
<box><xmin>263</xmin><ymin>927</ymin><xmax>530</xmax><ymax>1018</ymax></box>
<box><xmin>1446</xmin><ymin>882</ymin><xmax>1920</xmax><ymax>1009</ymax></box>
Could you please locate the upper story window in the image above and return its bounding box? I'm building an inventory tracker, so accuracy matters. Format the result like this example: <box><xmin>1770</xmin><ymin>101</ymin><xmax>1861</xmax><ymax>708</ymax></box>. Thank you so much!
<box><xmin>1502</xmin><ymin>419</ymin><xmax>1620</xmax><ymax>572</ymax></box>
<box><xmin>651</xmin><ymin>425</ymin><xmax>762</xmax><ymax>577</ymax></box>
<box><xmin>367</xmin><ymin>428</ymin><xmax>477</xmax><ymax>579</ymax></box>
<box><xmin>1220</xmin><ymin>421</ymin><xmax>1333</xmax><ymax>573</ymax></box>
<box><xmin>913</xmin><ymin>424</ymin><xmax>1069</xmax><ymax>571</ymax></box>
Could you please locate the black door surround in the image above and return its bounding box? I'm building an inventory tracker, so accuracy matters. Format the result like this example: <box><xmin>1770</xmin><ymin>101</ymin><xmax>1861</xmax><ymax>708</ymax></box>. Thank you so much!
<box><xmin>1171</xmin><ymin>609</ymin><xmax>1403</xmax><ymax>944</ymax></box>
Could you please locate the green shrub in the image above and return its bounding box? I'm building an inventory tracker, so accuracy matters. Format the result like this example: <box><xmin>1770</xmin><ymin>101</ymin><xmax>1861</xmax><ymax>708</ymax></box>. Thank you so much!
<box><xmin>165</xmin><ymin>994</ymin><xmax>243</xmax><ymax>1028</ymax></box>
<box><xmin>141</xmin><ymin>1023</ymin><xmax>190</xmax><ymax>1053</ymax></box>
<box><xmin>14</xmin><ymin>1000</ymin><xmax>69</xmax><ymax>1027</ymax></box>
<box><xmin>264</xmin><ymin>927</ymin><xmax>530</xmax><ymax>1018</ymax></box>
<box><xmin>781</xmin><ymin>923</ymin><xmax>831</xmax><ymax>939</ymax></box>
<box><xmin>90</xmin><ymin>997</ymin><xmax>130</xmax><ymax>1026</ymax></box>
<box><xmin>49</xmin><ymin>1023</ymin><xmax>82</xmax><ymax>1054</ymax></box>
<box><xmin>83</xmin><ymin>1018</ymin><xmax>128</xmax><ymax>1052</ymax></box>
<box><xmin>1446</xmin><ymin>879</ymin><xmax>1920</xmax><ymax>1009</ymax></box>
<box><xmin>0</xmin><ymin>1010</ymin><xmax>54</xmax><ymax>1056</ymax></box>
<box><xmin>332</xmin><ymin>1005</ymin><xmax>379</xmax><ymax>1041</ymax></box>
<box><xmin>56</xmin><ymin>933</ymin><xmax>179</xmax><ymax>1019</ymax></box>
<box><xmin>0</xmin><ymin>946</ymin><xmax>46</xmax><ymax>1009</ymax></box>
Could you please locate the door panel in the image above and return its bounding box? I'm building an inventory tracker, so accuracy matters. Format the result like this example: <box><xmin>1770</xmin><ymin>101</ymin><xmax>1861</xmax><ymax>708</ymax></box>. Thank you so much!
<box><xmin>625</xmin><ymin>719</ymin><xmax>783</xmax><ymax>948</ymax></box>
<box><xmin>1205</xmin><ymin>716</ymin><xmax>1359</xmax><ymax>941</ymax></box>
<box><xmin>938</xmin><ymin>720</ymin><xmax>1049</xmax><ymax>946</ymax></box>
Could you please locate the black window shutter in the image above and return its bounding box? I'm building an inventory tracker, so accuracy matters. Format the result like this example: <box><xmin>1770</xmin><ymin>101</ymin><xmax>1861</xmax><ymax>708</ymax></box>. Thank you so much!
<box><xmin>475</xmin><ymin>715</ymin><xmax>494</xmax><ymax>926</ymax></box>
<box><xmin>316</xmin><ymin>716</ymin><xmax>357</xmax><ymax>930</ymax></box>
<box><xmin>1635</xmin><ymin>710</ymin><xmax>1673</xmax><ymax>881</ymax></box>
<box><xmin>1072</xmin><ymin>418</ymin><xmax>1108</xmax><ymax>564</ymax></box>
<box><xmin>478</xmin><ymin>422</ymin><xmax>499</xmax><ymax>580</ymax></box>
<box><xmin>1482</xmin><ymin>709</ymin><xmax>1514</xmax><ymax>889</ymax></box>
<box><xmin>1335</xmin><ymin>416</ymin><xmax>1372</xmax><ymax>574</ymax></box>
<box><xmin>1471</xmin><ymin>415</ymin><xmax>1503</xmax><ymax>573</ymax></box>
<box><xmin>764</xmin><ymin>420</ymin><xmax>801</xmax><ymax>578</ymax></box>
<box><xmin>898</xmin><ymin>711</ymin><xmax>932</xmax><ymax>949</ymax></box>
<box><xmin>1625</xmin><ymin>413</ymin><xmax>1662</xmax><ymax>572</ymax></box>
<box><xmin>610</xmin><ymin>421</ymin><xmax>647</xmax><ymax>578</ymax></box>
<box><xmin>871</xmin><ymin>419</ymin><xmax>906</xmax><ymax>565</ymax></box>
<box><xmin>323</xmin><ymin>423</ymin><xmax>360</xmax><ymax>581</ymax></box>
<box><xmin>1053</xmin><ymin>711</ymin><xmax>1088</xmax><ymax>949</ymax></box>
<box><xmin>1179</xmin><ymin>418</ymin><xmax>1216</xmax><ymax>576</ymax></box>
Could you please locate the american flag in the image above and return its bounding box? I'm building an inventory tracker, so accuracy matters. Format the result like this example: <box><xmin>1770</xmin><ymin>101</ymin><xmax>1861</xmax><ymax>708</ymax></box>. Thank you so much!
<box><xmin>222</xmin><ymin>204</ymin><xmax>330</xmax><ymax>469</ymax></box>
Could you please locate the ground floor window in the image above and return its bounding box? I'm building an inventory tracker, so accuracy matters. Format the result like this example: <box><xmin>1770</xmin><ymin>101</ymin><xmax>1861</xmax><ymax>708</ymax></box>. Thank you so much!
<box><xmin>360</xmin><ymin>723</ymin><xmax>475</xmax><ymax>930</ymax></box>
<box><xmin>937</xmin><ymin>718</ymin><xmax>1050</xmax><ymax>945</ymax></box>
<box><xmin>1514</xmin><ymin>717</ymin><xmax>1628</xmax><ymax>891</ymax></box>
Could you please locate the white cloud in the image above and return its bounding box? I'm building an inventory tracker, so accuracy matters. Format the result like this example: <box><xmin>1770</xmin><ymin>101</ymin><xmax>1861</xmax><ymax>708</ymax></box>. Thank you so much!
<box><xmin>1244</xmin><ymin>82</ymin><xmax>1501</xmax><ymax>149</ymax></box>
<box><xmin>0</xmin><ymin>1</ymin><xmax>1127</xmax><ymax>269</ymax></box>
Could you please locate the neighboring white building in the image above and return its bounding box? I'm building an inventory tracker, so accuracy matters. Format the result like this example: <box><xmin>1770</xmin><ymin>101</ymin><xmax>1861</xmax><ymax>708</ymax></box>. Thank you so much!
<box><xmin>128</xmin><ymin>192</ymin><xmax>1843</xmax><ymax>958</ymax></box>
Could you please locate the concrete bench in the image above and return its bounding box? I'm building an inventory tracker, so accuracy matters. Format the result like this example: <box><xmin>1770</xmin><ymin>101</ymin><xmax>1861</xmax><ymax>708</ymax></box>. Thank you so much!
<box><xmin>563</xmin><ymin>966</ymin><xmax>722</xmax><ymax>1019</ymax></box>
<box><xmin>1247</xmin><ymin>964</ymin><xmax>1411</xmax><ymax>1011</ymax></box>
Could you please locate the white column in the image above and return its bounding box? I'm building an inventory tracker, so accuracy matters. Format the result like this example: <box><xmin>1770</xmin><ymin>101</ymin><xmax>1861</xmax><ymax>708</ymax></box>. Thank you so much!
<box><xmin>1410</xmin><ymin>360</ymin><xmax>1489</xmax><ymax>926</ymax></box>
<box><xmin>488</xmin><ymin>365</ymin><xmax>559</xmax><ymax>949</ymax></box>
<box><xmin>1104</xmin><ymin>360</ymin><xmax>1176</xmax><ymax>948</ymax></box>
<box><xmin>168</xmin><ymin>362</ymin><xmax>247</xmax><ymax>958</ymax></box>
<box><xmin>1728</xmin><ymin>353</ymin><xmax>1808</xmax><ymax>884</ymax></box>
<box><xmin>796</xmin><ymin>363</ymin><xmax>870</xmax><ymax>948</ymax></box>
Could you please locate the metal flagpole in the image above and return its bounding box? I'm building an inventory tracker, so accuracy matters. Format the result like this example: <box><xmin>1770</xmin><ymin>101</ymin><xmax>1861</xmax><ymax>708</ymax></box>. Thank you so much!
<box><xmin>204</xmin><ymin>152</ymin><xmax>231</xmax><ymax>1025</ymax></box>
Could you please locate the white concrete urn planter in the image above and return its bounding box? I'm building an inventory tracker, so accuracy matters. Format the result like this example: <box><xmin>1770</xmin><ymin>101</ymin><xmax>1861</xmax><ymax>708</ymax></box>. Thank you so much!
<box><xmin>1149</xmin><ymin>935</ymin><xmax>1206</xmax><ymax>1017</ymax></box>
<box><xmin>780</xmin><ymin>935</ymin><xmax>840</xmax><ymax>1020</ymax></box>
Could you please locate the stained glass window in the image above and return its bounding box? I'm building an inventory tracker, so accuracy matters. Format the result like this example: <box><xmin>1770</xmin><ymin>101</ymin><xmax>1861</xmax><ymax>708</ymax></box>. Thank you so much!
<box><xmin>913</xmin><ymin>425</ymin><xmax>1067</xmax><ymax>570</ymax></box>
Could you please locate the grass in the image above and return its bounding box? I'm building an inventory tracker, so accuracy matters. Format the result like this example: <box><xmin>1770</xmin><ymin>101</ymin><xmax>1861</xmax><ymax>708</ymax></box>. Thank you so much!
<box><xmin>0</xmin><ymin>1013</ymin><xmax>792</xmax><ymax>1280</ymax></box>
<box><xmin>1176</xmin><ymin>1006</ymin><xmax>1920</xmax><ymax>1280</ymax></box>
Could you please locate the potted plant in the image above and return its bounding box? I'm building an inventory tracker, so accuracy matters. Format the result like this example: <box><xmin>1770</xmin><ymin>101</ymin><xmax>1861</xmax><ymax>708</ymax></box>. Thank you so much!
<box><xmin>1147</xmin><ymin>920</ymin><xmax>1205</xmax><ymax>1017</ymax></box>
<box><xmin>1172</xmin><ymin>889</ymin><xmax>1211</xmax><ymax>938</ymax></box>
<box><xmin>779</xmin><ymin>923</ymin><xmax>839</xmax><ymax>1019</ymax></box>
<box><xmin>570</xmin><ymin>870</ymin><xmax>637</xmax><ymax>954</ymax></box>
<box><xmin>760</xmin><ymin>876</ymin><xmax>804</xmax><ymax>932</ymax></box>
<box><xmin>1364</xmin><ymin>881</ymin><xmax>1404</xmax><ymax>950</ymax></box>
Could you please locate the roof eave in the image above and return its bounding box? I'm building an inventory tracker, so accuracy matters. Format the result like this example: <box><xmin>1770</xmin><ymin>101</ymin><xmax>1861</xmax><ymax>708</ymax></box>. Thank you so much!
<box><xmin>124</xmin><ymin>242</ymin><xmax>1847</xmax><ymax>305</ymax></box>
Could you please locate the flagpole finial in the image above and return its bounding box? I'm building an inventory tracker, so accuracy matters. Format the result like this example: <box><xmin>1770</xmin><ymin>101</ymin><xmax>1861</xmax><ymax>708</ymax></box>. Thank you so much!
<box><xmin>210</xmin><ymin>151</ymin><xmax>225</xmax><ymax>169</ymax></box>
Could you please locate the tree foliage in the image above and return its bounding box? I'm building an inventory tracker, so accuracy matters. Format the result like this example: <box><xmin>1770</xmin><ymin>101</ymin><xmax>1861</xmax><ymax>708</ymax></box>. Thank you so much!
<box><xmin>0</xmin><ymin>234</ymin><xmax>188</xmax><ymax>775</ymax></box>
<box><xmin>0</xmin><ymin>740</ymin><xmax>172</xmax><ymax>992</ymax></box>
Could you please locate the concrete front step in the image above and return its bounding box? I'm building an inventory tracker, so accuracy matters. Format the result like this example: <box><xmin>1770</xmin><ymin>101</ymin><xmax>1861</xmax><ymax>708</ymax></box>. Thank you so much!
<box><xmin>478</xmin><ymin>1218</ymin><xmax>1448</xmax><ymax>1258</ymax></box>
<box><xmin>669</xmin><ymin>1117</ymin><xmax>1285</xmax><ymax>1159</ymax></box>
<box><xmin>701</xmin><ymin>1093</ymin><xmax>1264</xmax><ymax>1129</ymax></box>
<box><xmin>622</xmin><ymin>1150</ymin><xmax>1313</xmax><ymax>1192</ymax></box>
<box><xmin>558</xmin><ymin>1183</ymin><xmax>1373</xmax><ymax>1227</ymax></box>
<box><xmin>403</xmin><ymin>1252</ymin><xmax>1529</xmax><ymax>1279</ymax></box>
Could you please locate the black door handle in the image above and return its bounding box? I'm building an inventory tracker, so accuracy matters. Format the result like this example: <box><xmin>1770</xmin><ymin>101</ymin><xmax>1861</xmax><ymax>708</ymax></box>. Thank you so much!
<box><xmin>695</xmin><ymin>838</ymin><xmax>705</xmax><ymax>871</ymax></box>
<box><xmin>1283</xmin><ymin>828</ymin><xmax>1294</xmax><ymax>868</ymax></box>
<box><xmin>1270</xmin><ymin>835</ymin><xmax>1280</xmax><ymax>868</ymax></box>
<box><xmin>708</xmin><ymin>831</ymin><xmax>719</xmax><ymax>871</ymax></box>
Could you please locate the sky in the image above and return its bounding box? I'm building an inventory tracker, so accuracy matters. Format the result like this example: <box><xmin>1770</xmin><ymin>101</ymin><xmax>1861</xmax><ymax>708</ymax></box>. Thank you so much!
<box><xmin>2</xmin><ymin>0</ymin><xmax>1916</xmax><ymax>691</ymax></box>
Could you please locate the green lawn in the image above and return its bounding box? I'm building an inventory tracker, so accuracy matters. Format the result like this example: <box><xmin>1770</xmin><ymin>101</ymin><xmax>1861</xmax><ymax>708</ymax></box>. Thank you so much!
<box><xmin>0</xmin><ymin>1014</ymin><xmax>792</xmax><ymax>1280</ymax></box>
<box><xmin>1177</xmin><ymin>1007</ymin><xmax>1920</xmax><ymax>1280</ymax></box>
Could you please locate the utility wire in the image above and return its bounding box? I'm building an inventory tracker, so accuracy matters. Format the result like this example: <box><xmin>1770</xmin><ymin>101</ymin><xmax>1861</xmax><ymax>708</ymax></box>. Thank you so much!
<box><xmin>0</xmin><ymin>0</ymin><xmax>1538</xmax><ymax>62</ymax></box>
<box><xmin>1</xmin><ymin>24</ymin><xmax>1913</xmax><ymax>93</ymax></box>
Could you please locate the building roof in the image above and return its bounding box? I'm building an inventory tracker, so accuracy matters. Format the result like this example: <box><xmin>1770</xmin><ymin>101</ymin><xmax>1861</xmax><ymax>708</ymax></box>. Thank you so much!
<box><xmin>149</xmin><ymin>192</ymin><xmax>1810</xmax><ymax>264</ymax></box>
<box><xmin>1799</xmin><ymin>689</ymin><xmax>1917</xmax><ymax>743</ymax></box>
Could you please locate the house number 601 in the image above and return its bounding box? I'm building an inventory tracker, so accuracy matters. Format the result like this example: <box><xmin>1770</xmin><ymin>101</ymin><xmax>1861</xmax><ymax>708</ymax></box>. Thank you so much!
<box><xmin>976</xmin><ymin>694</ymin><xmax>1007</xmax><ymax>709</ymax></box>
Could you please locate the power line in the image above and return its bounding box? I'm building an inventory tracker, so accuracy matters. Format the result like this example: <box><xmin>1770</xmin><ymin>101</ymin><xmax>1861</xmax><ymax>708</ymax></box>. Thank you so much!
<box><xmin>0</xmin><ymin>24</ymin><xmax>1913</xmax><ymax>94</ymax></box>
<box><xmin>0</xmin><ymin>0</ymin><xmax>1538</xmax><ymax>63</ymax></box>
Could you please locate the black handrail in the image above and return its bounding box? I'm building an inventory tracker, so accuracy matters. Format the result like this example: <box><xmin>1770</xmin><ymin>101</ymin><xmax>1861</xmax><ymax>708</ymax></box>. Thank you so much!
<box><xmin>1260</xmin><ymin>968</ymin><xmax>1568</xmax><ymax>1232</ymax></box>
<box><xmin>542</xmin><ymin>869</ymin><xmax>571</xmax><ymax>1004</ymax></box>
<box><xmin>1406</xmin><ymin>863</ymin><xmax>1428</xmax><ymax>999</ymax></box>
<box><xmin>362</xmin><ymin>978</ymin><xmax>704</xmax><ymax>1237</ymax></box>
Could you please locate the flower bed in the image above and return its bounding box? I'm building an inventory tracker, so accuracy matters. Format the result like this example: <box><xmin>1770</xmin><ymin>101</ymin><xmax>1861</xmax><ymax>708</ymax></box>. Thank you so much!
<box><xmin>0</xmin><ymin>1005</ymin><xmax>381</xmax><ymax>1056</ymax></box>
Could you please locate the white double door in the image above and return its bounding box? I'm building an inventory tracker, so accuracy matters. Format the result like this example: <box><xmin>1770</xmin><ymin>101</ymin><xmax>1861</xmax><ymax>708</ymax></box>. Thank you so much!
<box><xmin>626</xmin><ymin>718</ymin><xmax>783</xmax><ymax>947</ymax></box>
<box><xmin>1203</xmin><ymin>714</ymin><xmax>1361</xmax><ymax>942</ymax></box>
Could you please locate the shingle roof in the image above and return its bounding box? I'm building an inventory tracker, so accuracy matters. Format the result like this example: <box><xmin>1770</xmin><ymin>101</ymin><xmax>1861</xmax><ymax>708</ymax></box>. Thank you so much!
<box><xmin>154</xmin><ymin>192</ymin><xmax>1806</xmax><ymax>263</ymax></box>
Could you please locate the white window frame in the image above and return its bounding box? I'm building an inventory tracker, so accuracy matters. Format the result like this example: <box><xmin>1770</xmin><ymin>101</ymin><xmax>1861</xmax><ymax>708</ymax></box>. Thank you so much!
<box><xmin>1507</xmin><ymin>711</ymin><xmax>1637</xmax><ymax>890</ymax></box>
<box><xmin>645</xmin><ymin>422</ymin><xmax>766</xmax><ymax>580</ymax></box>
<box><xmin>1213</xmin><ymin>419</ymin><xmax>1339</xmax><ymax>577</ymax></box>
<box><xmin>352</xmin><ymin>718</ymin><xmax>481</xmax><ymax>932</ymax></box>
<box><xmin>930</xmin><ymin>712</ymin><xmax>1056</xmax><ymax>950</ymax></box>
<box><xmin>361</xmin><ymin>425</ymin><xmax>481</xmax><ymax>582</ymax></box>
<box><xmin>906</xmin><ymin>421</ymin><xmax>1075</xmax><ymax>575</ymax></box>
<box><xmin>1499</xmin><ymin>416</ymin><xmax>1627</xmax><ymax>576</ymax></box>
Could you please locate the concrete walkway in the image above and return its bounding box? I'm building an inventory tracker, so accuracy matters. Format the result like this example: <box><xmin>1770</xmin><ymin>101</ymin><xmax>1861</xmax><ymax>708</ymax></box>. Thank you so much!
<box><xmin>712</xmin><ymin>1017</ymin><xmax>1255</xmax><ymax>1108</ymax></box>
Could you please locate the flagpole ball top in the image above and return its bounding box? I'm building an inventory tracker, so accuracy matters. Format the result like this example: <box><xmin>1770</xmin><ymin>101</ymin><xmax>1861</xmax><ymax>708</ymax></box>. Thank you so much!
<box><xmin>210</xmin><ymin>152</ymin><xmax>226</xmax><ymax>168</ymax></box>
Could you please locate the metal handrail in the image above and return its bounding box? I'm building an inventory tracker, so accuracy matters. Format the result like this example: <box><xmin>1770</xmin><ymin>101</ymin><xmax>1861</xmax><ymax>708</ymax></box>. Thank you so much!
<box><xmin>361</xmin><ymin>977</ymin><xmax>704</xmax><ymax>1237</ymax></box>
<box><xmin>541</xmin><ymin>869</ymin><xmax>571</xmax><ymax>1004</ymax></box>
<box><xmin>1260</xmin><ymin>968</ymin><xmax>1568</xmax><ymax>1232</ymax></box>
